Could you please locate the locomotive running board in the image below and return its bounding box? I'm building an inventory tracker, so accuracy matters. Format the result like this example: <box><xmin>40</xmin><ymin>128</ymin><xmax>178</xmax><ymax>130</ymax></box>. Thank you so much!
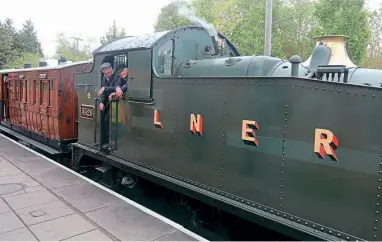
<box><xmin>0</xmin><ymin>125</ymin><xmax>60</xmax><ymax>155</ymax></box>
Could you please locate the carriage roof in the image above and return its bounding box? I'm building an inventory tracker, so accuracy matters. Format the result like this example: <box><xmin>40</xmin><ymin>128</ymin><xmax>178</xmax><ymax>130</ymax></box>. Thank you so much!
<box><xmin>0</xmin><ymin>60</ymin><xmax>93</xmax><ymax>74</ymax></box>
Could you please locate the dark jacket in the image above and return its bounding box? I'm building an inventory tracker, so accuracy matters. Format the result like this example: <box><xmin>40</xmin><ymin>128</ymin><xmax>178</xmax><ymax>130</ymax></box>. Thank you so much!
<box><xmin>100</xmin><ymin>72</ymin><xmax>118</xmax><ymax>104</ymax></box>
<box><xmin>116</xmin><ymin>75</ymin><xmax>128</xmax><ymax>93</ymax></box>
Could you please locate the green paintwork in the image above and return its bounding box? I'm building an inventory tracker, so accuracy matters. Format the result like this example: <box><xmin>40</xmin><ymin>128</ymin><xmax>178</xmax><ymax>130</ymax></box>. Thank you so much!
<box><xmin>73</xmin><ymin>25</ymin><xmax>382</xmax><ymax>241</ymax></box>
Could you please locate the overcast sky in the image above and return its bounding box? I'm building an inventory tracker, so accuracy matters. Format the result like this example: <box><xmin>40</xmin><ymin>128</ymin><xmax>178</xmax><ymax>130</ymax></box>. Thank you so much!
<box><xmin>0</xmin><ymin>0</ymin><xmax>176</xmax><ymax>57</ymax></box>
<box><xmin>1</xmin><ymin>0</ymin><xmax>381</xmax><ymax>58</ymax></box>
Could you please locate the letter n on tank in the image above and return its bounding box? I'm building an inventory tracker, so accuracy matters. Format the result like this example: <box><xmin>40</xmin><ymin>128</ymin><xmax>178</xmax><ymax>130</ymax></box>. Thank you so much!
<box><xmin>190</xmin><ymin>114</ymin><xmax>203</xmax><ymax>136</ymax></box>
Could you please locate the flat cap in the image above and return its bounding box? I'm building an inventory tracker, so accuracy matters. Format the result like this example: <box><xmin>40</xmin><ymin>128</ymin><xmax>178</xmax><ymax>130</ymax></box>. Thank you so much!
<box><xmin>100</xmin><ymin>62</ymin><xmax>112</xmax><ymax>71</ymax></box>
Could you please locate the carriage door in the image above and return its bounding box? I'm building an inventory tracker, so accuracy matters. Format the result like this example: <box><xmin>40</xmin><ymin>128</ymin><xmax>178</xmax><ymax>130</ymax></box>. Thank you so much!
<box><xmin>0</xmin><ymin>74</ymin><xmax>3</xmax><ymax>121</ymax></box>
<box><xmin>2</xmin><ymin>75</ymin><xmax>10</xmax><ymax>121</ymax></box>
<box><xmin>40</xmin><ymin>78</ymin><xmax>50</xmax><ymax>136</ymax></box>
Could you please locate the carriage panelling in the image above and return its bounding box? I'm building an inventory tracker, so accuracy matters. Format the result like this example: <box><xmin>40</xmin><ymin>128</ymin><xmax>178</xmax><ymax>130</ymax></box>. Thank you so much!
<box><xmin>37</xmin><ymin>69</ymin><xmax>58</xmax><ymax>139</ymax></box>
<box><xmin>0</xmin><ymin>74</ymin><xmax>3</xmax><ymax>120</ymax></box>
<box><xmin>57</xmin><ymin>66</ymin><xmax>78</xmax><ymax>140</ymax></box>
<box><xmin>2</xmin><ymin>76</ymin><xmax>10</xmax><ymax>121</ymax></box>
<box><xmin>7</xmin><ymin>75</ymin><xmax>19</xmax><ymax>126</ymax></box>
<box><xmin>20</xmin><ymin>79</ymin><xmax>28</xmax><ymax>129</ymax></box>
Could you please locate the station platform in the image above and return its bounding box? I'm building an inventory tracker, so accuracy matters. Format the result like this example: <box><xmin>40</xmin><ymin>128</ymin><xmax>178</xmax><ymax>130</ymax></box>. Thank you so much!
<box><xmin>0</xmin><ymin>134</ymin><xmax>207</xmax><ymax>241</ymax></box>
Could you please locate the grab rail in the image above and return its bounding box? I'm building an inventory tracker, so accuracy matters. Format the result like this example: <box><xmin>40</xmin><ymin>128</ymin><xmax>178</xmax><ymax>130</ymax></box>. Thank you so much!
<box><xmin>94</xmin><ymin>98</ymin><xmax>99</xmax><ymax>147</ymax></box>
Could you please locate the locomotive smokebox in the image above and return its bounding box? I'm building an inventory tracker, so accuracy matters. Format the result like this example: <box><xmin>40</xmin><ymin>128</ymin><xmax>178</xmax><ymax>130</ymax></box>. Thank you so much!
<box><xmin>302</xmin><ymin>35</ymin><xmax>356</xmax><ymax>68</ymax></box>
<box><xmin>39</xmin><ymin>61</ymin><xmax>48</xmax><ymax>67</ymax></box>
<box><xmin>24</xmin><ymin>63</ymin><xmax>32</xmax><ymax>68</ymax></box>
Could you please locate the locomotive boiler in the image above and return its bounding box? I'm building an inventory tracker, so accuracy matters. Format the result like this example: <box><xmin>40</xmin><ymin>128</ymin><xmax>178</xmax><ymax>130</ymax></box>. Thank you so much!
<box><xmin>1</xmin><ymin>25</ymin><xmax>382</xmax><ymax>241</ymax></box>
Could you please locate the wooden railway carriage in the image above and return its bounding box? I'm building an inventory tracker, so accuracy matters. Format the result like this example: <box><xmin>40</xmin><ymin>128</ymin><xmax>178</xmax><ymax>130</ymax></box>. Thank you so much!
<box><xmin>0</xmin><ymin>61</ymin><xmax>93</xmax><ymax>155</ymax></box>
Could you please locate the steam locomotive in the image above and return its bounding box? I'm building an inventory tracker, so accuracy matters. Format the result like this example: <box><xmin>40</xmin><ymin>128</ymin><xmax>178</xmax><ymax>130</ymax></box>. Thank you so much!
<box><xmin>1</xmin><ymin>25</ymin><xmax>382</xmax><ymax>241</ymax></box>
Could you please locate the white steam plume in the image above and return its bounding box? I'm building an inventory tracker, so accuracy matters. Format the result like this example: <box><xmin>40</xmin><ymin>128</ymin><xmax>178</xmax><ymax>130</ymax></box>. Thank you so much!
<box><xmin>176</xmin><ymin>3</ymin><xmax>218</xmax><ymax>38</ymax></box>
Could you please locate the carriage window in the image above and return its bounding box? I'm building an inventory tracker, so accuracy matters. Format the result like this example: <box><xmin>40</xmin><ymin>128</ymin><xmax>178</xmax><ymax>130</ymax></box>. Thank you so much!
<box><xmin>27</xmin><ymin>80</ymin><xmax>31</xmax><ymax>104</ymax></box>
<box><xmin>155</xmin><ymin>39</ymin><xmax>174</xmax><ymax>76</ymax></box>
<box><xmin>15</xmin><ymin>81</ymin><xmax>19</xmax><ymax>100</ymax></box>
<box><xmin>34</xmin><ymin>80</ymin><xmax>38</xmax><ymax>104</ymax></box>
<box><xmin>20</xmin><ymin>80</ymin><xmax>23</xmax><ymax>101</ymax></box>
<box><xmin>24</xmin><ymin>80</ymin><xmax>27</xmax><ymax>102</ymax></box>
<box><xmin>41</xmin><ymin>81</ymin><xmax>46</xmax><ymax>105</ymax></box>
<box><xmin>49</xmin><ymin>80</ymin><xmax>54</xmax><ymax>107</ymax></box>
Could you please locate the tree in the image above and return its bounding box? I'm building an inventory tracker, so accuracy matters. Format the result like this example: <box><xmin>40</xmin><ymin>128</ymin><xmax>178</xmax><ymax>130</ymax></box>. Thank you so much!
<box><xmin>275</xmin><ymin>0</ymin><xmax>318</xmax><ymax>59</ymax></box>
<box><xmin>5</xmin><ymin>52</ymin><xmax>41</xmax><ymax>69</ymax></box>
<box><xmin>367</xmin><ymin>4</ymin><xmax>382</xmax><ymax>58</ymax></box>
<box><xmin>0</xmin><ymin>18</ymin><xmax>44</xmax><ymax>69</ymax></box>
<box><xmin>153</xmin><ymin>0</ymin><xmax>192</xmax><ymax>31</ymax></box>
<box><xmin>314</xmin><ymin>0</ymin><xmax>371</xmax><ymax>64</ymax></box>
<box><xmin>0</xmin><ymin>25</ymin><xmax>13</xmax><ymax>69</ymax></box>
<box><xmin>152</xmin><ymin>0</ymin><xmax>375</xmax><ymax>66</ymax></box>
<box><xmin>18</xmin><ymin>19</ymin><xmax>43</xmax><ymax>56</ymax></box>
<box><xmin>1</xmin><ymin>18</ymin><xmax>24</xmax><ymax>62</ymax></box>
<box><xmin>54</xmin><ymin>32</ymin><xmax>92</xmax><ymax>62</ymax></box>
<box><xmin>100</xmin><ymin>20</ymin><xmax>126</xmax><ymax>45</ymax></box>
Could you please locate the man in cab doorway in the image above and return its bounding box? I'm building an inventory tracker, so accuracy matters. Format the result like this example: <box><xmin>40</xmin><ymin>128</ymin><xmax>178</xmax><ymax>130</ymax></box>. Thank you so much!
<box><xmin>98</xmin><ymin>62</ymin><xmax>118</xmax><ymax>151</ymax></box>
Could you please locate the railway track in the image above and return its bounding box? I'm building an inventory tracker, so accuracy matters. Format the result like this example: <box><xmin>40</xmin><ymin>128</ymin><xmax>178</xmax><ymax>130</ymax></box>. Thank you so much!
<box><xmin>4</xmin><ymin>132</ymin><xmax>294</xmax><ymax>241</ymax></box>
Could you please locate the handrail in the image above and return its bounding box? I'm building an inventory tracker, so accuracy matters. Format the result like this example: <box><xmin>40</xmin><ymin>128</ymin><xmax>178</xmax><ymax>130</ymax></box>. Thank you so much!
<box><xmin>94</xmin><ymin>98</ymin><xmax>99</xmax><ymax>147</ymax></box>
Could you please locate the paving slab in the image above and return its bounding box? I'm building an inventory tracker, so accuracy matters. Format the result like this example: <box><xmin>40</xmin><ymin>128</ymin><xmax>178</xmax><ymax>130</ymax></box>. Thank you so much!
<box><xmin>28</xmin><ymin>166</ymin><xmax>84</xmax><ymax>190</ymax></box>
<box><xmin>0</xmin><ymin>211</ymin><xmax>24</xmax><ymax>234</ymax></box>
<box><xmin>62</xmin><ymin>229</ymin><xmax>112</xmax><ymax>241</ymax></box>
<box><xmin>14</xmin><ymin>200</ymin><xmax>75</xmax><ymax>226</ymax></box>
<box><xmin>10</xmin><ymin>156</ymin><xmax>57</xmax><ymax>174</ymax></box>
<box><xmin>0</xmin><ymin>161</ymin><xmax>22</xmax><ymax>177</ymax></box>
<box><xmin>29</xmin><ymin>213</ymin><xmax>95</xmax><ymax>241</ymax></box>
<box><xmin>4</xmin><ymin>189</ymin><xmax>58</xmax><ymax>210</ymax></box>
<box><xmin>85</xmin><ymin>202</ymin><xmax>178</xmax><ymax>241</ymax></box>
<box><xmin>0</xmin><ymin>227</ymin><xmax>37</xmax><ymax>241</ymax></box>
<box><xmin>0</xmin><ymin>147</ymin><xmax>38</xmax><ymax>159</ymax></box>
<box><xmin>52</xmin><ymin>182</ymin><xmax>121</xmax><ymax>213</ymax></box>
<box><xmin>156</xmin><ymin>229</ymin><xmax>199</xmax><ymax>241</ymax></box>
<box><xmin>0</xmin><ymin>183</ymin><xmax>25</xmax><ymax>198</ymax></box>
<box><xmin>0</xmin><ymin>140</ymin><xmax>20</xmax><ymax>151</ymax></box>
<box><xmin>0</xmin><ymin>173</ymin><xmax>35</xmax><ymax>185</ymax></box>
<box><xmin>0</xmin><ymin>199</ymin><xmax>10</xmax><ymax>214</ymax></box>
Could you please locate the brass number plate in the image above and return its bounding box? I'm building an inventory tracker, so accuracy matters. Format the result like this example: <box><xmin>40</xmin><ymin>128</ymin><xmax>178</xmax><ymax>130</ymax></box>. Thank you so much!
<box><xmin>80</xmin><ymin>104</ymin><xmax>94</xmax><ymax>120</ymax></box>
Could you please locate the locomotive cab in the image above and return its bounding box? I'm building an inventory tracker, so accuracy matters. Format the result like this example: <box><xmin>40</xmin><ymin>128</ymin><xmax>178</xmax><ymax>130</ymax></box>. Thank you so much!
<box><xmin>74</xmin><ymin>25</ymin><xmax>240</xmax><ymax>153</ymax></box>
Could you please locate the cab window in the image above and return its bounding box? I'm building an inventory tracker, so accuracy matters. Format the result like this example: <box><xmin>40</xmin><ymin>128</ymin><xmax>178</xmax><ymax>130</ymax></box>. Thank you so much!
<box><xmin>155</xmin><ymin>39</ymin><xmax>174</xmax><ymax>76</ymax></box>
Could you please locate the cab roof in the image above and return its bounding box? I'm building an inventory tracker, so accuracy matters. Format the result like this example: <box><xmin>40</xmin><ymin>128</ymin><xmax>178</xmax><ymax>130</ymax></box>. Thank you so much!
<box><xmin>92</xmin><ymin>30</ymin><xmax>170</xmax><ymax>55</ymax></box>
<box><xmin>92</xmin><ymin>25</ymin><xmax>240</xmax><ymax>56</ymax></box>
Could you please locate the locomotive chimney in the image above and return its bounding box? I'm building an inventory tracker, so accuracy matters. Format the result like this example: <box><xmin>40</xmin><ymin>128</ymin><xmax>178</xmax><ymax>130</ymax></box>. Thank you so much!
<box><xmin>24</xmin><ymin>63</ymin><xmax>32</xmax><ymax>68</ymax></box>
<box><xmin>302</xmin><ymin>35</ymin><xmax>356</xmax><ymax>68</ymax></box>
<box><xmin>39</xmin><ymin>61</ymin><xmax>47</xmax><ymax>67</ymax></box>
